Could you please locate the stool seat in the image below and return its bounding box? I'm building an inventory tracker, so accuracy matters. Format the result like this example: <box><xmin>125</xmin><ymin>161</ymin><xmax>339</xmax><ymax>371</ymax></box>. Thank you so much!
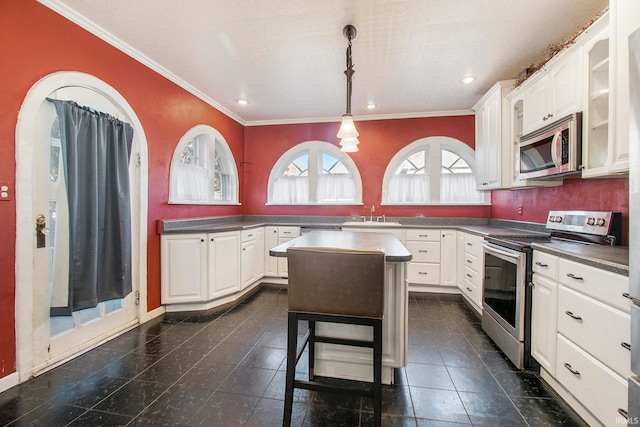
<box><xmin>283</xmin><ymin>247</ymin><xmax>385</xmax><ymax>427</ymax></box>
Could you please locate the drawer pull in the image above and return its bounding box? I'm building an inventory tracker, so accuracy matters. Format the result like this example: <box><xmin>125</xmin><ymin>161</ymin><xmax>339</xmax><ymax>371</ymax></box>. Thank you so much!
<box><xmin>418</xmin><ymin>272</ymin><xmax>428</xmax><ymax>275</ymax></box>
<box><xmin>419</xmin><ymin>234</ymin><xmax>429</xmax><ymax>238</ymax></box>
<box><xmin>466</xmin><ymin>242</ymin><xmax>473</xmax><ymax>246</ymax></box>
<box><xmin>621</xmin><ymin>342</ymin><xmax>631</xmax><ymax>351</ymax></box>
<box><xmin>566</xmin><ymin>273</ymin><xmax>583</xmax><ymax>281</ymax></box>
<box><xmin>418</xmin><ymin>250</ymin><xmax>429</xmax><ymax>253</ymax></box>
<box><xmin>466</xmin><ymin>287</ymin><xmax>473</xmax><ymax>292</ymax></box>
<box><xmin>466</xmin><ymin>260</ymin><xmax>473</xmax><ymax>264</ymax></box>
<box><xmin>248</xmin><ymin>233</ymin><xmax>253</xmax><ymax>237</ymax></box>
<box><xmin>283</xmin><ymin>231</ymin><xmax>292</xmax><ymax>234</ymax></box>
<box><xmin>563</xmin><ymin>363</ymin><xmax>580</xmax><ymax>376</ymax></box>
<box><xmin>618</xmin><ymin>408</ymin><xmax>628</xmax><ymax>419</ymax></box>
<box><xmin>535</xmin><ymin>261</ymin><xmax>548</xmax><ymax>267</ymax></box>
<box><xmin>565</xmin><ymin>311</ymin><xmax>582</xmax><ymax>321</ymax></box>
<box><xmin>623</xmin><ymin>292</ymin><xmax>633</xmax><ymax>300</ymax></box>
<box><xmin>466</xmin><ymin>273</ymin><xmax>472</xmax><ymax>278</ymax></box>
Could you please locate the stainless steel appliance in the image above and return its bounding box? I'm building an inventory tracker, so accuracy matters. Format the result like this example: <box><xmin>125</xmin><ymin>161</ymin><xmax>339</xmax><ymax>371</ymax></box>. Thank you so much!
<box><xmin>482</xmin><ymin>210</ymin><xmax>622</xmax><ymax>370</ymax></box>
<box><xmin>518</xmin><ymin>112</ymin><xmax>582</xmax><ymax>180</ymax></box>
<box><xmin>627</xmin><ymin>26</ymin><xmax>640</xmax><ymax>423</ymax></box>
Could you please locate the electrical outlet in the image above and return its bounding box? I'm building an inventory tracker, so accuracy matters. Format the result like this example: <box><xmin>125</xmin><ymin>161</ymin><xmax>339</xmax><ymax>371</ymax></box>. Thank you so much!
<box><xmin>517</xmin><ymin>205</ymin><xmax>523</xmax><ymax>215</ymax></box>
<box><xmin>0</xmin><ymin>181</ymin><xmax>11</xmax><ymax>201</ymax></box>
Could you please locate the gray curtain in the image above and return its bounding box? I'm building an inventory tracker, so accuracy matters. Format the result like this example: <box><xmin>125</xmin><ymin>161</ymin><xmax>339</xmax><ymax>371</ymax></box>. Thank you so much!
<box><xmin>48</xmin><ymin>99</ymin><xmax>134</xmax><ymax>315</ymax></box>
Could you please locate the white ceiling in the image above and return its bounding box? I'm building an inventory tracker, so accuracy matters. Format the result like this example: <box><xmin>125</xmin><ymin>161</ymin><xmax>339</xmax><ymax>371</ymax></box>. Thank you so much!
<box><xmin>40</xmin><ymin>0</ymin><xmax>608</xmax><ymax>125</ymax></box>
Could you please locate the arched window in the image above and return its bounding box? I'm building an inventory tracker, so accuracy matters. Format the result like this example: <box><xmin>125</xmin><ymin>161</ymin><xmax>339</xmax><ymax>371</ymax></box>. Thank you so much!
<box><xmin>169</xmin><ymin>125</ymin><xmax>239</xmax><ymax>204</ymax></box>
<box><xmin>382</xmin><ymin>136</ymin><xmax>489</xmax><ymax>205</ymax></box>
<box><xmin>268</xmin><ymin>141</ymin><xmax>362</xmax><ymax>205</ymax></box>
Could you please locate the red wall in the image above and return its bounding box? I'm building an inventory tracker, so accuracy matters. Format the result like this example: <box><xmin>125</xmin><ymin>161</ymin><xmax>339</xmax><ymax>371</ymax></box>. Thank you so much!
<box><xmin>491</xmin><ymin>177</ymin><xmax>629</xmax><ymax>243</ymax></box>
<box><xmin>0</xmin><ymin>0</ymin><xmax>244</xmax><ymax>378</ymax></box>
<box><xmin>243</xmin><ymin>116</ymin><xmax>491</xmax><ymax>218</ymax></box>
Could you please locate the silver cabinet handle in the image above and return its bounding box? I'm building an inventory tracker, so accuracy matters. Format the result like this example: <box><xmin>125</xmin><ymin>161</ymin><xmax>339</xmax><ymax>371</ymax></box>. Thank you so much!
<box><xmin>566</xmin><ymin>273</ymin><xmax>583</xmax><ymax>281</ymax></box>
<box><xmin>466</xmin><ymin>273</ymin><xmax>472</xmax><ymax>278</ymax></box>
<box><xmin>535</xmin><ymin>261</ymin><xmax>548</xmax><ymax>267</ymax></box>
<box><xmin>621</xmin><ymin>342</ymin><xmax>631</xmax><ymax>351</ymax></box>
<box><xmin>623</xmin><ymin>292</ymin><xmax>633</xmax><ymax>300</ymax></box>
<box><xmin>466</xmin><ymin>259</ymin><xmax>472</xmax><ymax>264</ymax></box>
<box><xmin>418</xmin><ymin>250</ymin><xmax>429</xmax><ymax>253</ymax></box>
<box><xmin>618</xmin><ymin>408</ymin><xmax>628</xmax><ymax>419</ymax></box>
<box><xmin>564</xmin><ymin>363</ymin><xmax>580</xmax><ymax>376</ymax></box>
<box><xmin>466</xmin><ymin>287</ymin><xmax>472</xmax><ymax>292</ymax></box>
<box><xmin>418</xmin><ymin>272</ymin><xmax>428</xmax><ymax>275</ymax></box>
<box><xmin>565</xmin><ymin>311</ymin><xmax>582</xmax><ymax>321</ymax></box>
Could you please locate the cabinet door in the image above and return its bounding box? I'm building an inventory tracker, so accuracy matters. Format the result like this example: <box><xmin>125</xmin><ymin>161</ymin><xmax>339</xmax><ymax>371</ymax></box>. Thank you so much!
<box><xmin>474</xmin><ymin>104</ymin><xmax>487</xmax><ymax>189</ymax></box>
<box><xmin>456</xmin><ymin>231</ymin><xmax>465</xmax><ymax>290</ymax></box>
<box><xmin>253</xmin><ymin>227</ymin><xmax>265</xmax><ymax>280</ymax></box>
<box><xmin>440</xmin><ymin>230</ymin><xmax>457</xmax><ymax>287</ymax></box>
<box><xmin>482</xmin><ymin>89</ymin><xmax>501</xmax><ymax>189</ymax></box>
<box><xmin>161</xmin><ymin>234</ymin><xmax>207</xmax><ymax>304</ymax></box>
<box><xmin>552</xmin><ymin>49</ymin><xmax>583</xmax><ymax>119</ymax></box>
<box><xmin>264</xmin><ymin>226</ymin><xmax>278</xmax><ymax>276</ymax></box>
<box><xmin>241</xmin><ymin>239</ymin><xmax>257</xmax><ymax>289</ymax></box>
<box><xmin>531</xmin><ymin>273</ymin><xmax>558</xmax><ymax>376</ymax></box>
<box><xmin>208</xmin><ymin>232</ymin><xmax>240</xmax><ymax>299</ymax></box>
<box><xmin>277</xmin><ymin>237</ymin><xmax>295</xmax><ymax>277</ymax></box>
<box><xmin>525</xmin><ymin>72</ymin><xmax>553</xmax><ymax>132</ymax></box>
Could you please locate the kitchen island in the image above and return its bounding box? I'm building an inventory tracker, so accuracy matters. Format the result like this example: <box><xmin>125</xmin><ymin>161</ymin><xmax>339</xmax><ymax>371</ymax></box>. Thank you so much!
<box><xmin>270</xmin><ymin>230</ymin><xmax>412</xmax><ymax>384</ymax></box>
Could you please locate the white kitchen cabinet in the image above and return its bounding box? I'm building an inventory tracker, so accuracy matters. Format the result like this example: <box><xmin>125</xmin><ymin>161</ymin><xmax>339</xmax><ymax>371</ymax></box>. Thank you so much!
<box><xmin>271</xmin><ymin>226</ymin><xmax>300</xmax><ymax>278</ymax></box>
<box><xmin>405</xmin><ymin>229</ymin><xmax>440</xmax><ymax>289</ymax></box>
<box><xmin>439</xmin><ymin>229</ymin><xmax>457</xmax><ymax>287</ymax></box>
<box><xmin>207</xmin><ymin>231</ymin><xmax>240</xmax><ymax>300</ymax></box>
<box><xmin>459</xmin><ymin>233</ymin><xmax>484</xmax><ymax>312</ymax></box>
<box><xmin>264</xmin><ymin>226</ymin><xmax>278</xmax><ymax>276</ymax></box>
<box><xmin>531</xmin><ymin>270</ymin><xmax>558</xmax><ymax>376</ymax></box>
<box><xmin>524</xmin><ymin>72</ymin><xmax>553</xmax><ymax>132</ymax></box>
<box><xmin>473</xmin><ymin>80</ymin><xmax>515</xmax><ymax>190</ymax></box>
<box><xmin>241</xmin><ymin>228</ymin><xmax>264</xmax><ymax>290</ymax></box>
<box><xmin>161</xmin><ymin>230</ymin><xmax>240</xmax><ymax>305</ymax></box>
<box><xmin>161</xmin><ymin>233</ymin><xmax>208</xmax><ymax>304</ymax></box>
<box><xmin>455</xmin><ymin>231</ymin><xmax>465</xmax><ymax>291</ymax></box>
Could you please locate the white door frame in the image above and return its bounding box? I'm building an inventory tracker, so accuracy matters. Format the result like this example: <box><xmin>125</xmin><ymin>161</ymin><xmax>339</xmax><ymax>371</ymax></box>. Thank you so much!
<box><xmin>15</xmin><ymin>71</ymin><xmax>149</xmax><ymax>382</ymax></box>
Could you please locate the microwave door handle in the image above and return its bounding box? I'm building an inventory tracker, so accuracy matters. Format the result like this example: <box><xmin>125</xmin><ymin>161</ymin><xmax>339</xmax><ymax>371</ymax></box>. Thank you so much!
<box><xmin>550</xmin><ymin>131</ymin><xmax>563</xmax><ymax>167</ymax></box>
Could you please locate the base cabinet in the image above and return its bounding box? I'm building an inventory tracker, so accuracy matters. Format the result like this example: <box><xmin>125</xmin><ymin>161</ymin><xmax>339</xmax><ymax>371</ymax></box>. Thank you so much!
<box><xmin>264</xmin><ymin>226</ymin><xmax>300</xmax><ymax>279</ymax></box>
<box><xmin>208</xmin><ymin>231</ymin><xmax>241</xmax><ymax>299</ymax></box>
<box><xmin>531</xmin><ymin>272</ymin><xmax>558</xmax><ymax>375</ymax></box>
<box><xmin>161</xmin><ymin>233</ymin><xmax>208</xmax><ymax>304</ymax></box>
<box><xmin>241</xmin><ymin>228</ymin><xmax>264</xmax><ymax>289</ymax></box>
<box><xmin>458</xmin><ymin>233</ymin><xmax>484</xmax><ymax>312</ymax></box>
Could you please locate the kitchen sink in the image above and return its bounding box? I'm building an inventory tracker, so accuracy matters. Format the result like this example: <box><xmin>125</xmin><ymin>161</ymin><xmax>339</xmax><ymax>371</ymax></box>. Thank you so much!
<box><xmin>342</xmin><ymin>221</ymin><xmax>402</xmax><ymax>227</ymax></box>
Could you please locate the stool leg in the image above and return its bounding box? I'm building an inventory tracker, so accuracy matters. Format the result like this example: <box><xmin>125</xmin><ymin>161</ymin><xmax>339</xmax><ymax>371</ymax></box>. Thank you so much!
<box><xmin>308</xmin><ymin>320</ymin><xmax>315</xmax><ymax>380</ymax></box>
<box><xmin>373</xmin><ymin>320</ymin><xmax>382</xmax><ymax>427</ymax></box>
<box><xmin>283</xmin><ymin>312</ymin><xmax>298</xmax><ymax>427</ymax></box>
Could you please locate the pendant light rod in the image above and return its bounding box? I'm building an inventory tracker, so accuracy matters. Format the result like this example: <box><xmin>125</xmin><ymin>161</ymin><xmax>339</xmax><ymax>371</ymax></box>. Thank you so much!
<box><xmin>343</xmin><ymin>25</ymin><xmax>356</xmax><ymax>115</ymax></box>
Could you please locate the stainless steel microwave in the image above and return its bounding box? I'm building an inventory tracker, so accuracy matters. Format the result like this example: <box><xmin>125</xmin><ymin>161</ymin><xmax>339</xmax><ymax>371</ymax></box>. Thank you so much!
<box><xmin>518</xmin><ymin>112</ymin><xmax>582</xmax><ymax>180</ymax></box>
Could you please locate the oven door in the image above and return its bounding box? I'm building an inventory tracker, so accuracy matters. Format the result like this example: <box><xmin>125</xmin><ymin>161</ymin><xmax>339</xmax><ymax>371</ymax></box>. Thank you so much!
<box><xmin>482</xmin><ymin>242</ymin><xmax>527</xmax><ymax>340</ymax></box>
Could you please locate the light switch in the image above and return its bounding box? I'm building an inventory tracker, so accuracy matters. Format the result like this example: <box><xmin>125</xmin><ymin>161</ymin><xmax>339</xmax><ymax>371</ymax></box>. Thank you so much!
<box><xmin>0</xmin><ymin>181</ymin><xmax>11</xmax><ymax>201</ymax></box>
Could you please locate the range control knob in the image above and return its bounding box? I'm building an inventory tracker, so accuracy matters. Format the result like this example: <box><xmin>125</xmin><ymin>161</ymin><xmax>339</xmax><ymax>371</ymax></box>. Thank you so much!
<box><xmin>555</xmin><ymin>216</ymin><xmax>563</xmax><ymax>223</ymax></box>
<box><xmin>596</xmin><ymin>218</ymin><xmax>606</xmax><ymax>227</ymax></box>
<box><xmin>587</xmin><ymin>217</ymin><xmax>596</xmax><ymax>226</ymax></box>
<box><xmin>548</xmin><ymin>216</ymin><xmax>555</xmax><ymax>223</ymax></box>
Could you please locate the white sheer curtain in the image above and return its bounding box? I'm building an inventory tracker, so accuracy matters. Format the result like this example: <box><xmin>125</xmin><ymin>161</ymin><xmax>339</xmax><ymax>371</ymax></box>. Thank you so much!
<box><xmin>440</xmin><ymin>173</ymin><xmax>485</xmax><ymax>203</ymax></box>
<box><xmin>388</xmin><ymin>175</ymin><xmax>429</xmax><ymax>203</ymax></box>
<box><xmin>317</xmin><ymin>174</ymin><xmax>355</xmax><ymax>202</ymax></box>
<box><xmin>272</xmin><ymin>176</ymin><xmax>309</xmax><ymax>203</ymax></box>
<box><xmin>174</xmin><ymin>162</ymin><xmax>210</xmax><ymax>201</ymax></box>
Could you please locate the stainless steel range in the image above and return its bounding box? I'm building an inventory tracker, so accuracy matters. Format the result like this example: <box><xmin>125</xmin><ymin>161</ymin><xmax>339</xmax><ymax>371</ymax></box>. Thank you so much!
<box><xmin>482</xmin><ymin>210</ymin><xmax>622</xmax><ymax>369</ymax></box>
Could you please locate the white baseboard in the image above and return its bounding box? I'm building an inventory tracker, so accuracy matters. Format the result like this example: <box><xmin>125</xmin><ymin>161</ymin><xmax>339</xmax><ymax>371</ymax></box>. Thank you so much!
<box><xmin>145</xmin><ymin>305</ymin><xmax>166</xmax><ymax>321</ymax></box>
<box><xmin>0</xmin><ymin>371</ymin><xmax>19</xmax><ymax>394</ymax></box>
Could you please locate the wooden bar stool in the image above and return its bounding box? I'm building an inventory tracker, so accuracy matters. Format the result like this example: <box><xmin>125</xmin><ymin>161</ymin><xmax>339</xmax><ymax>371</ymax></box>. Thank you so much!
<box><xmin>282</xmin><ymin>247</ymin><xmax>385</xmax><ymax>427</ymax></box>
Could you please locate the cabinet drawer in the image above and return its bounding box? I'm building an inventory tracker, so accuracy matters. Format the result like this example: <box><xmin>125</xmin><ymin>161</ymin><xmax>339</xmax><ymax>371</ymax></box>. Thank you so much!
<box><xmin>277</xmin><ymin>226</ymin><xmax>300</xmax><ymax>238</ymax></box>
<box><xmin>462</xmin><ymin>278</ymin><xmax>481</xmax><ymax>308</ymax></box>
<box><xmin>532</xmin><ymin>251</ymin><xmax>559</xmax><ymax>279</ymax></box>
<box><xmin>405</xmin><ymin>241</ymin><xmax>440</xmax><ymax>263</ymax></box>
<box><xmin>464</xmin><ymin>252</ymin><xmax>481</xmax><ymax>274</ymax></box>
<box><xmin>464</xmin><ymin>234</ymin><xmax>483</xmax><ymax>257</ymax></box>
<box><xmin>558</xmin><ymin>286</ymin><xmax>631</xmax><ymax>377</ymax></box>
<box><xmin>241</xmin><ymin>229</ymin><xmax>259</xmax><ymax>243</ymax></box>
<box><xmin>558</xmin><ymin>258</ymin><xmax>630</xmax><ymax>312</ymax></box>
<box><xmin>556</xmin><ymin>334</ymin><xmax>628</xmax><ymax>425</ymax></box>
<box><xmin>407</xmin><ymin>263</ymin><xmax>440</xmax><ymax>285</ymax></box>
<box><xmin>405</xmin><ymin>229</ymin><xmax>440</xmax><ymax>242</ymax></box>
<box><xmin>463</xmin><ymin>265</ymin><xmax>480</xmax><ymax>286</ymax></box>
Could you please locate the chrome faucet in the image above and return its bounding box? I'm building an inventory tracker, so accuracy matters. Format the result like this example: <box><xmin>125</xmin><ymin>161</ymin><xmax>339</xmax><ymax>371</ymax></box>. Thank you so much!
<box><xmin>370</xmin><ymin>205</ymin><xmax>375</xmax><ymax>222</ymax></box>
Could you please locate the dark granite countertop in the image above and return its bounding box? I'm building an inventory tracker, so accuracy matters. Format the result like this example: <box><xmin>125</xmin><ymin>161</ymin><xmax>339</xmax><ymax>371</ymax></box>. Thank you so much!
<box><xmin>269</xmin><ymin>230</ymin><xmax>412</xmax><ymax>262</ymax></box>
<box><xmin>531</xmin><ymin>241</ymin><xmax>629</xmax><ymax>276</ymax></box>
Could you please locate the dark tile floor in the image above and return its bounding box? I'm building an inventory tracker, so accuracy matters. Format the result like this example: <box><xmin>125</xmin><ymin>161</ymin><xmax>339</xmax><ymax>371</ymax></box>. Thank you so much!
<box><xmin>0</xmin><ymin>287</ymin><xmax>588</xmax><ymax>426</ymax></box>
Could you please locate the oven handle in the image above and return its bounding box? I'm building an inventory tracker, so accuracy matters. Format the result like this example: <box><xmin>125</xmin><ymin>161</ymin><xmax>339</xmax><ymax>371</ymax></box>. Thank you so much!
<box><xmin>482</xmin><ymin>242</ymin><xmax>521</xmax><ymax>261</ymax></box>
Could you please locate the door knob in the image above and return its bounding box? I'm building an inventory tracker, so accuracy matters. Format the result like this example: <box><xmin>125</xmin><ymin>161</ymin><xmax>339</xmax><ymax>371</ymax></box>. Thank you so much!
<box><xmin>35</xmin><ymin>214</ymin><xmax>46</xmax><ymax>248</ymax></box>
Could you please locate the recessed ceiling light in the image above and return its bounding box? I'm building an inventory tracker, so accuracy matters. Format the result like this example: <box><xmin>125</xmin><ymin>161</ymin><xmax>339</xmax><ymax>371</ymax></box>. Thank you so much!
<box><xmin>366</xmin><ymin>103</ymin><xmax>376</xmax><ymax>110</ymax></box>
<box><xmin>460</xmin><ymin>76</ymin><xmax>476</xmax><ymax>84</ymax></box>
<box><xmin>237</xmin><ymin>99</ymin><xmax>248</xmax><ymax>105</ymax></box>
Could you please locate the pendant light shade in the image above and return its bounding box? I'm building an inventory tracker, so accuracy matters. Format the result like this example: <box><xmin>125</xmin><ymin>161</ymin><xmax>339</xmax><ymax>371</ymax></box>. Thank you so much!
<box><xmin>338</xmin><ymin>25</ymin><xmax>359</xmax><ymax>152</ymax></box>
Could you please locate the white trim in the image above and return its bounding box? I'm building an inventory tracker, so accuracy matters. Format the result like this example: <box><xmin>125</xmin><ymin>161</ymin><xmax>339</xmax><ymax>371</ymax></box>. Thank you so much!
<box><xmin>146</xmin><ymin>305</ymin><xmax>167</xmax><ymax>321</ymax></box>
<box><xmin>15</xmin><ymin>71</ymin><xmax>149</xmax><ymax>382</ymax></box>
<box><xmin>267</xmin><ymin>141</ymin><xmax>363</xmax><ymax>205</ymax></box>
<box><xmin>0</xmin><ymin>372</ymin><xmax>19</xmax><ymax>394</ymax></box>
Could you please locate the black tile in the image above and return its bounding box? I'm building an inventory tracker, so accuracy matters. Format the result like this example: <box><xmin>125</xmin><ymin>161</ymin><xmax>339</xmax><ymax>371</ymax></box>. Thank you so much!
<box><xmin>437</xmin><ymin>346</ymin><xmax>485</xmax><ymax>370</ymax></box>
<box><xmin>240</xmin><ymin>346</ymin><xmax>287</xmax><ymax>370</ymax></box>
<box><xmin>67</xmin><ymin>409</ymin><xmax>133</xmax><ymax>426</ymax></box>
<box><xmin>446</xmin><ymin>366</ymin><xmax>504</xmax><ymax>394</ymax></box>
<box><xmin>256</xmin><ymin>331</ymin><xmax>288</xmax><ymax>349</ymax></box>
<box><xmin>476</xmin><ymin>349</ymin><xmax>519</xmax><ymax>371</ymax></box>
<box><xmin>100</xmin><ymin>352</ymin><xmax>161</xmax><ymax>379</ymax></box>
<box><xmin>416</xmin><ymin>419</ymin><xmax>472</xmax><ymax>426</ymax></box>
<box><xmin>200</xmin><ymin>342</ymin><xmax>253</xmax><ymax>365</ymax></box>
<box><xmin>405</xmin><ymin>363</ymin><xmax>455</xmax><ymax>390</ymax></box>
<box><xmin>174</xmin><ymin>362</ymin><xmax>236</xmax><ymax>391</ymax></box>
<box><xmin>137</xmin><ymin>385</ymin><xmax>214</xmax><ymax>425</ymax></box>
<box><xmin>51</xmin><ymin>372</ymin><xmax>129</xmax><ymax>408</ymax></box>
<box><xmin>361</xmin><ymin>385</ymin><xmax>414</xmax><ymax>417</ymax></box>
<box><xmin>245</xmin><ymin>397</ymin><xmax>306</xmax><ymax>427</ymax></box>
<box><xmin>458</xmin><ymin>391</ymin><xmax>527</xmax><ymax>426</ymax></box>
<box><xmin>409</xmin><ymin>386</ymin><xmax>471</xmax><ymax>424</ymax></box>
<box><xmin>511</xmin><ymin>396</ymin><xmax>589</xmax><ymax>427</ymax></box>
<box><xmin>302</xmin><ymin>403</ymin><xmax>361</xmax><ymax>426</ymax></box>
<box><xmin>135</xmin><ymin>351</ymin><xmax>201</xmax><ymax>384</ymax></box>
<box><xmin>217</xmin><ymin>366</ymin><xmax>276</xmax><ymax>397</ymax></box>
<box><xmin>6</xmin><ymin>401</ymin><xmax>86</xmax><ymax>427</ymax></box>
<box><xmin>188</xmin><ymin>391</ymin><xmax>260</xmax><ymax>426</ymax></box>
<box><xmin>492</xmin><ymin>370</ymin><xmax>555</xmax><ymax>398</ymax></box>
<box><xmin>407</xmin><ymin>345</ymin><xmax>444</xmax><ymax>366</ymax></box>
<box><xmin>93</xmin><ymin>379</ymin><xmax>167</xmax><ymax>416</ymax></box>
<box><xmin>263</xmin><ymin>370</ymin><xmax>311</xmax><ymax>403</ymax></box>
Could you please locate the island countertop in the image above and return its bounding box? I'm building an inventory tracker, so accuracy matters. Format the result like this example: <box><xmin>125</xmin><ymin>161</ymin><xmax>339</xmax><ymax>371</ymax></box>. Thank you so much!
<box><xmin>269</xmin><ymin>230</ymin><xmax>412</xmax><ymax>263</ymax></box>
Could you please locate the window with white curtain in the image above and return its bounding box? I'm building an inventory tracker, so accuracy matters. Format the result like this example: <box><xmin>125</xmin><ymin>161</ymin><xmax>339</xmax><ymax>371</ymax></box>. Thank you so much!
<box><xmin>169</xmin><ymin>125</ymin><xmax>238</xmax><ymax>204</ymax></box>
<box><xmin>268</xmin><ymin>141</ymin><xmax>362</xmax><ymax>205</ymax></box>
<box><xmin>382</xmin><ymin>136</ymin><xmax>489</xmax><ymax>205</ymax></box>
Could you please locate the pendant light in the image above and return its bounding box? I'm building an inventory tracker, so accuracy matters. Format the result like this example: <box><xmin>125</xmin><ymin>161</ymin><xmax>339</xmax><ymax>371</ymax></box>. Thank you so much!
<box><xmin>337</xmin><ymin>25</ymin><xmax>359</xmax><ymax>152</ymax></box>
